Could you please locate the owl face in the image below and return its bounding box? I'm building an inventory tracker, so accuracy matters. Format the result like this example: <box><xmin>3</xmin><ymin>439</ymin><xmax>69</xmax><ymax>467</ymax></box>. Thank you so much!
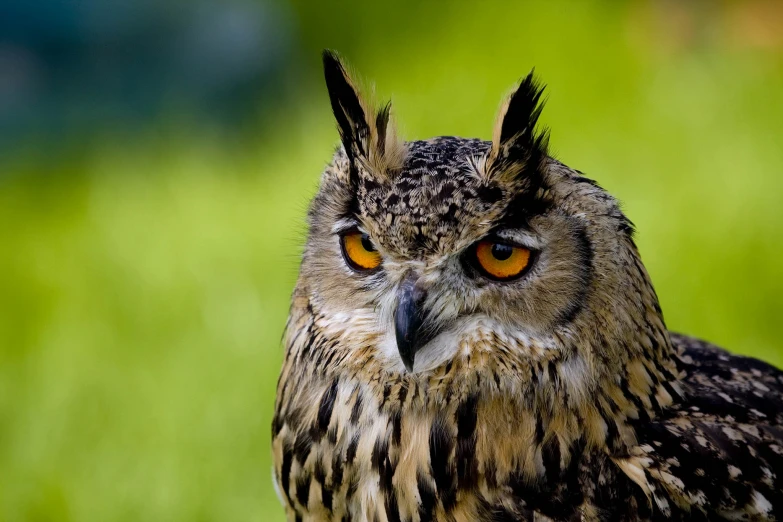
<box><xmin>300</xmin><ymin>53</ymin><xmax>641</xmax><ymax>376</ymax></box>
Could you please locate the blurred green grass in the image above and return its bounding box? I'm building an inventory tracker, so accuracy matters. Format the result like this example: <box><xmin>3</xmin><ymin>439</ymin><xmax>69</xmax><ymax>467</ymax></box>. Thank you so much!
<box><xmin>1</xmin><ymin>1</ymin><xmax>783</xmax><ymax>520</ymax></box>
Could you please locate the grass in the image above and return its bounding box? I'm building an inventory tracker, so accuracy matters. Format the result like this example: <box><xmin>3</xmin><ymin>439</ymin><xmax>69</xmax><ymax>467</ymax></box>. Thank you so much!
<box><xmin>0</xmin><ymin>132</ymin><xmax>329</xmax><ymax>521</ymax></box>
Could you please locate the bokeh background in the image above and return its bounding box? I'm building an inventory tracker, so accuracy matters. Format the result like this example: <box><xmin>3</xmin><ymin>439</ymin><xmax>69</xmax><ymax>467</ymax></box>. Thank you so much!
<box><xmin>1</xmin><ymin>0</ymin><xmax>782</xmax><ymax>520</ymax></box>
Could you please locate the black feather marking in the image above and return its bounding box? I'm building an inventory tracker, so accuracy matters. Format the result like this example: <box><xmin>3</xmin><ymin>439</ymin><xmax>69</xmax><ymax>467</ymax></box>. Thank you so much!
<box><xmin>272</xmin><ymin>411</ymin><xmax>283</xmax><ymax>436</ymax></box>
<box><xmin>293</xmin><ymin>430</ymin><xmax>313</xmax><ymax>465</ymax></box>
<box><xmin>397</xmin><ymin>381</ymin><xmax>410</xmax><ymax>406</ymax></box>
<box><xmin>372</xmin><ymin>436</ymin><xmax>389</xmax><ymax>472</ymax></box>
<box><xmin>391</xmin><ymin>410</ymin><xmax>402</xmax><ymax>446</ymax></box>
<box><xmin>295</xmin><ymin>473</ymin><xmax>311</xmax><ymax>507</ymax></box>
<box><xmin>493</xmin><ymin>185</ymin><xmax>552</xmax><ymax>231</ymax></box>
<box><xmin>312</xmin><ymin>457</ymin><xmax>325</xmax><ymax>483</ymax></box>
<box><xmin>350</xmin><ymin>388</ymin><xmax>363</xmax><ymax>424</ymax></box>
<box><xmin>327</xmin><ymin>424</ymin><xmax>338</xmax><ymax>445</ymax></box>
<box><xmin>298</xmin><ymin>335</ymin><xmax>315</xmax><ymax>361</ymax></box>
<box><xmin>374</xmin><ymin>437</ymin><xmax>396</xmax><ymax>510</ymax></box>
<box><xmin>618</xmin><ymin>216</ymin><xmax>636</xmax><ymax>238</ymax></box>
<box><xmin>554</xmin><ymin>220</ymin><xmax>594</xmax><ymax>325</ymax></box>
<box><xmin>384</xmin><ymin>494</ymin><xmax>401</xmax><ymax>522</ymax></box>
<box><xmin>417</xmin><ymin>471</ymin><xmax>437</xmax><ymax>522</ymax></box>
<box><xmin>542</xmin><ymin>437</ymin><xmax>561</xmax><ymax>483</ymax></box>
<box><xmin>322</xmin><ymin>484</ymin><xmax>333</xmax><ymax>512</ymax></box>
<box><xmin>381</xmin><ymin>382</ymin><xmax>393</xmax><ymax>408</ymax></box>
<box><xmin>346</xmin><ymin>432</ymin><xmax>360</xmax><ymax>465</ymax></box>
<box><xmin>534</xmin><ymin>416</ymin><xmax>545</xmax><ymax>447</ymax></box>
<box><xmin>429</xmin><ymin>415</ymin><xmax>456</xmax><ymax>509</ymax></box>
<box><xmin>484</xmin><ymin>457</ymin><xmax>498</xmax><ymax>489</ymax></box>
<box><xmin>322</xmin><ymin>50</ymin><xmax>369</xmax><ymax>161</ymax></box>
<box><xmin>281</xmin><ymin>441</ymin><xmax>294</xmax><ymax>503</ymax></box>
<box><xmin>604</xmin><ymin>415</ymin><xmax>619</xmax><ymax>449</ymax></box>
<box><xmin>499</xmin><ymin>71</ymin><xmax>547</xmax><ymax>147</ymax></box>
<box><xmin>331</xmin><ymin>450</ymin><xmax>344</xmax><ymax>491</ymax></box>
<box><xmin>313</xmin><ymin>459</ymin><xmax>332</xmax><ymax>512</ymax></box>
<box><xmin>317</xmin><ymin>379</ymin><xmax>339</xmax><ymax>436</ymax></box>
<box><xmin>455</xmin><ymin>394</ymin><xmax>479</xmax><ymax>491</ymax></box>
<box><xmin>375</xmin><ymin>101</ymin><xmax>391</xmax><ymax>156</ymax></box>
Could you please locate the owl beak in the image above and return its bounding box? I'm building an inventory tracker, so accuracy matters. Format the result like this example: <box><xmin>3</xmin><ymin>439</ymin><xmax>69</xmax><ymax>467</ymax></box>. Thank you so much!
<box><xmin>394</xmin><ymin>277</ymin><xmax>428</xmax><ymax>372</ymax></box>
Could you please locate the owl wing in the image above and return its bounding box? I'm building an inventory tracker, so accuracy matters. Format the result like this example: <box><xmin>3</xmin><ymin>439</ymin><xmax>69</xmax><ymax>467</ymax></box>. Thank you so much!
<box><xmin>629</xmin><ymin>333</ymin><xmax>783</xmax><ymax>520</ymax></box>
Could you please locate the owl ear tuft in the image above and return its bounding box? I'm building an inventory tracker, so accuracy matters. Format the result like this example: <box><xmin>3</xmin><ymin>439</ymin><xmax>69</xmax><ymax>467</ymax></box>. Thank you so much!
<box><xmin>323</xmin><ymin>50</ymin><xmax>370</xmax><ymax>161</ymax></box>
<box><xmin>486</xmin><ymin>71</ymin><xmax>550</xmax><ymax>183</ymax></box>
<box><xmin>322</xmin><ymin>50</ymin><xmax>405</xmax><ymax>181</ymax></box>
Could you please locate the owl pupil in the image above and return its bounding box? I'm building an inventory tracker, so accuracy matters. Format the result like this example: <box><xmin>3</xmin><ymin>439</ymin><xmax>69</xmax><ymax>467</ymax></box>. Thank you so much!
<box><xmin>491</xmin><ymin>243</ymin><xmax>513</xmax><ymax>261</ymax></box>
<box><xmin>361</xmin><ymin>234</ymin><xmax>376</xmax><ymax>252</ymax></box>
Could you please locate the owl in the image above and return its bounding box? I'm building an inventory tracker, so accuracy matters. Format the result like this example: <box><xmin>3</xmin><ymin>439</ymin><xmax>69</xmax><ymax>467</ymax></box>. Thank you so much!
<box><xmin>272</xmin><ymin>51</ymin><xmax>783</xmax><ymax>521</ymax></box>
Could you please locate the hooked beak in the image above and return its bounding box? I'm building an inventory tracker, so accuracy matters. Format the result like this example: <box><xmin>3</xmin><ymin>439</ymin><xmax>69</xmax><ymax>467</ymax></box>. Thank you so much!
<box><xmin>394</xmin><ymin>275</ymin><xmax>429</xmax><ymax>372</ymax></box>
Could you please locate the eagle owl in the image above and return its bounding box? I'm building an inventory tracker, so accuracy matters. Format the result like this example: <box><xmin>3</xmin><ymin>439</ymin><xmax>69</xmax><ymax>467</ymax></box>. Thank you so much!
<box><xmin>272</xmin><ymin>51</ymin><xmax>783</xmax><ymax>521</ymax></box>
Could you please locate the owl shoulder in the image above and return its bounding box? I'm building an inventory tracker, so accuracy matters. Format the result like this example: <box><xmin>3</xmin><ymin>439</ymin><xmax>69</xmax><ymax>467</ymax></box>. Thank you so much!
<box><xmin>621</xmin><ymin>333</ymin><xmax>783</xmax><ymax>519</ymax></box>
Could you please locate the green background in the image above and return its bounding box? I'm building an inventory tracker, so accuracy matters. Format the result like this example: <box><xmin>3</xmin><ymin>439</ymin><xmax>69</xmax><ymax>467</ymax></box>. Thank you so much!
<box><xmin>2</xmin><ymin>1</ymin><xmax>782</xmax><ymax>520</ymax></box>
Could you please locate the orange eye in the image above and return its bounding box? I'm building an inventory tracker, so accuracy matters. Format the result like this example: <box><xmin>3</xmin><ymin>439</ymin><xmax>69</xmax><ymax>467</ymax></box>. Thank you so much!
<box><xmin>341</xmin><ymin>231</ymin><xmax>382</xmax><ymax>271</ymax></box>
<box><xmin>473</xmin><ymin>240</ymin><xmax>532</xmax><ymax>281</ymax></box>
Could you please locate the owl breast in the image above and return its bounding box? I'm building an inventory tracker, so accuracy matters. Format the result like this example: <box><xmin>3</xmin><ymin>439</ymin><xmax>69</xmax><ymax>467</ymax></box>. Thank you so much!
<box><xmin>272</xmin><ymin>313</ymin><xmax>638</xmax><ymax>522</ymax></box>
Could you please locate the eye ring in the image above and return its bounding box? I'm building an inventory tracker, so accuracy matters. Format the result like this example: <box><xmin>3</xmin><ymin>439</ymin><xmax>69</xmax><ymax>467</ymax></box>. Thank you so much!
<box><xmin>469</xmin><ymin>239</ymin><xmax>534</xmax><ymax>281</ymax></box>
<box><xmin>340</xmin><ymin>230</ymin><xmax>382</xmax><ymax>272</ymax></box>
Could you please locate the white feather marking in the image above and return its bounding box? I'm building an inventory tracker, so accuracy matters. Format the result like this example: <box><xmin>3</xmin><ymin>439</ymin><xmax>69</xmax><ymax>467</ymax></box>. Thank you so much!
<box><xmin>272</xmin><ymin>466</ymin><xmax>284</xmax><ymax>507</ymax></box>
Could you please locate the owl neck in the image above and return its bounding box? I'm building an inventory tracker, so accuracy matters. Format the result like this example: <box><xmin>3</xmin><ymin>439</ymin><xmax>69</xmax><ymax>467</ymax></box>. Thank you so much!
<box><xmin>421</xmin><ymin>323</ymin><xmax>684</xmax><ymax>456</ymax></box>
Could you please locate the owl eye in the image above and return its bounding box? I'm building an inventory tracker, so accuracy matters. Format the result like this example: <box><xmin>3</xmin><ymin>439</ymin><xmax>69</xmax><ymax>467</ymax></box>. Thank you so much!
<box><xmin>340</xmin><ymin>231</ymin><xmax>382</xmax><ymax>272</ymax></box>
<box><xmin>472</xmin><ymin>240</ymin><xmax>532</xmax><ymax>281</ymax></box>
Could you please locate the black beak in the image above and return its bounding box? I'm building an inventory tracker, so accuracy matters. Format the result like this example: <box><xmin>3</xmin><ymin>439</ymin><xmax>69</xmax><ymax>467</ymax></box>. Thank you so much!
<box><xmin>394</xmin><ymin>276</ymin><xmax>428</xmax><ymax>372</ymax></box>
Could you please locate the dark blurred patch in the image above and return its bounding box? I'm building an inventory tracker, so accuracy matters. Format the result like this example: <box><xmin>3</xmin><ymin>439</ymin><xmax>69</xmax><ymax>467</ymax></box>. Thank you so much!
<box><xmin>0</xmin><ymin>0</ymin><xmax>294</xmax><ymax>153</ymax></box>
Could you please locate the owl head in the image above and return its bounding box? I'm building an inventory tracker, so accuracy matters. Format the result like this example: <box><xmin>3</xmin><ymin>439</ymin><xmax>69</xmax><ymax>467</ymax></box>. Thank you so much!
<box><xmin>296</xmin><ymin>52</ymin><xmax>676</xmax><ymax>404</ymax></box>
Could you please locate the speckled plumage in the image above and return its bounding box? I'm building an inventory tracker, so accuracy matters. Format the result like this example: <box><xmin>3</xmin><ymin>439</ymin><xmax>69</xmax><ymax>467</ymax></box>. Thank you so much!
<box><xmin>272</xmin><ymin>51</ymin><xmax>783</xmax><ymax>521</ymax></box>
